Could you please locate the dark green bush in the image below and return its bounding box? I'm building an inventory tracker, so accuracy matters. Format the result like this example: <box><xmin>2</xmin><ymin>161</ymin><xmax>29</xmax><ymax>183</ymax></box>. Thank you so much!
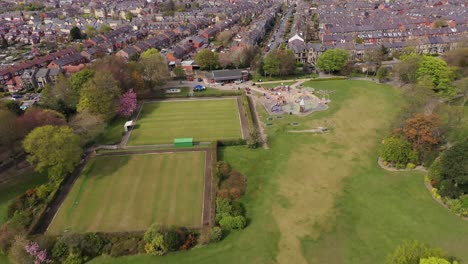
<box><xmin>81</xmin><ymin>233</ymin><xmax>104</xmax><ymax>258</ymax></box>
<box><xmin>52</xmin><ymin>238</ymin><xmax>69</xmax><ymax>260</ymax></box>
<box><xmin>164</xmin><ymin>228</ymin><xmax>183</xmax><ymax>252</ymax></box>
<box><xmin>217</xmin><ymin>138</ymin><xmax>247</xmax><ymax>146</ymax></box>
<box><xmin>9</xmin><ymin>210</ymin><xmax>33</xmax><ymax>229</ymax></box>
<box><xmin>216</xmin><ymin>161</ymin><xmax>231</xmax><ymax>181</ymax></box>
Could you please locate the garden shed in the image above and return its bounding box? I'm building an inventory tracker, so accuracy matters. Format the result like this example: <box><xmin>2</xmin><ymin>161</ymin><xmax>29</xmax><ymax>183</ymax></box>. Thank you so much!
<box><xmin>174</xmin><ymin>138</ymin><xmax>193</xmax><ymax>147</ymax></box>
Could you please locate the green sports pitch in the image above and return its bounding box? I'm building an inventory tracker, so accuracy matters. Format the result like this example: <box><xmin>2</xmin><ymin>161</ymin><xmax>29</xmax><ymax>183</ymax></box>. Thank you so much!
<box><xmin>127</xmin><ymin>98</ymin><xmax>242</xmax><ymax>145</ymax></box>
<box><xmin>47</xmin><ymin>151</ymin><xmax>206</xmax><ymax>234</ymax></box>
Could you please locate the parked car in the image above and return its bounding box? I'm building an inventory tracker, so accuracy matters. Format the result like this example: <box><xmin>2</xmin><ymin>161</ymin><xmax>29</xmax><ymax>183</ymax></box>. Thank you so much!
<box><xmin>234</xmin><ymin>80</ymin><xmax>243</xmax><ymax>84</ymax></box>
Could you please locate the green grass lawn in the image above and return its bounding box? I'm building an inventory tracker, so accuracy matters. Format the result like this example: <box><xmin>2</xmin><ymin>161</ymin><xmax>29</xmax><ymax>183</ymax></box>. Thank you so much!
<box><xmin>89</xmin><ymin>80</ymin><xmax>468</xmax><ymax>264</ymax></box>
<box><xmin>47</xmin><ymin>151</ymin><xmax>206</xmax><ymax>235</ymax></box>
<box><xmin>128</xmin><ymin>99</ymin><xmax>242</xmax><ymax>145</ymax></box>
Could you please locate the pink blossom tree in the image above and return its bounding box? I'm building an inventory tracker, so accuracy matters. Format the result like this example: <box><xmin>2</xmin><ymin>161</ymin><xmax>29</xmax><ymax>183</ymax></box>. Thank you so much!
<box><xmin>25</xmin><ymin>242</ymin><xmax>50</xmax><ymax>264</ymax></box>
<box><xmin>118</xmin><ymin>89</ymin><xmax>138</xmax><ymax>117</ymax></box>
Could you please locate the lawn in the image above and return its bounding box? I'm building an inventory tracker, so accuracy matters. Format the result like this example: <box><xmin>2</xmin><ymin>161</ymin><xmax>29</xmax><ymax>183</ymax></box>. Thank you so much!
<box><xmin>47</xmin><ymin>151</ymin><xmax>206</xmax><ymax>235</ymax></box>
<box><xmin>128</xmin><ymin>99</ymin><xmax>242</xmax><ymax>145</ymax></box>
<box><xmin>86</xmin><ymin>80</ymin><xmax>467</xmax><ymax>264</ymax></box>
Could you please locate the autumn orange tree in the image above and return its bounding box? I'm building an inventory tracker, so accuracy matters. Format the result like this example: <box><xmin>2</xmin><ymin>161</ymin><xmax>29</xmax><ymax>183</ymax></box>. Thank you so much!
<box><xmin>396</xmin><ymin>113</ymin><xmax>443</xmax><ymax>153</ymax></box>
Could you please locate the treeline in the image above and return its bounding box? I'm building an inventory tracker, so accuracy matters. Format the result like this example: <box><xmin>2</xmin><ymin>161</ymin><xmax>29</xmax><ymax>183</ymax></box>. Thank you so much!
<box><xmin>378</xmin><ymin>47</ymin><xmax>468</xmax><ymax>217</ymax></box>
<box><xmin>0</xmin><ymin>49</ymin><xmax>173</xmax><ymax>263</ymax></box>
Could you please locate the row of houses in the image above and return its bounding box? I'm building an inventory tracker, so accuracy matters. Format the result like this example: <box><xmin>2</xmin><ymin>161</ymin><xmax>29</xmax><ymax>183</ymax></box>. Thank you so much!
<box><xmin>287</xmin><ymin>0</ymin><xmax>467</xmax><ymax>64</ymax></box>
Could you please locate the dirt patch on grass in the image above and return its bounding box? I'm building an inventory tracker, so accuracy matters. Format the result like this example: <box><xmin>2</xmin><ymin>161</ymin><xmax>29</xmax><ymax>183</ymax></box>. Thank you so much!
<box><xmin>272</xmin><ymin>88</ymin><xmax>396</xmax><ymax>263</ymax></box>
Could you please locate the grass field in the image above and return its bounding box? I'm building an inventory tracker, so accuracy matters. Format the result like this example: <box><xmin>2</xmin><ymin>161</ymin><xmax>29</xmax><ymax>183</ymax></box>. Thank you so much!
<box><xmin>86</xmin><ymin>80</ymin><xmax>467</xmax><ymax>264</ymax></box>
<box><xmin>47</xmin><ymin>151</ymin><xmax>206</xmax><ymax>235</ymax></box>
<box><xmin>128</xmin><ymin>99</ymin><xmax>242</xmax><ymax>145</ymax></box>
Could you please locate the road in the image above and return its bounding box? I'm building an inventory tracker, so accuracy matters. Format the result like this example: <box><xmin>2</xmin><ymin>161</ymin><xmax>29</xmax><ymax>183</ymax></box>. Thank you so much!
<box><xmin>266</xmin><ymin>5</ymin><xmax>295</xmax><ymax>53</ymax></box>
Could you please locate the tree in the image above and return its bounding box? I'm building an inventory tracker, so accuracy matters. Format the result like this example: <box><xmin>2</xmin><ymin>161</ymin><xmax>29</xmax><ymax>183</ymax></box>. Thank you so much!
<box><xmin>263</xmin><ymin>50</ymin><xmax>281</xmax><ymax>77</ymax></box>
<box><xmin>92</xmin><ymin>56</ymin><xmax>130</xmax><ymax>91</ymax></box>
<box><xmin>140</xmin><ymin>48</ymin><xmax>160</xmax><ymax>60</ymax></box>
<box><xmin>379</xmin><ymin>136</ymin><xmax>418</xmax><ymax>165</ymax></box>
<box><xmin>70</xmin><ymin>69</ymin><xmax>95</xmax><ymax>91</ymax></box>
<box><xmin>263</xmin><ymin>49</ymin><xmax>296</xmax><ymax>77</ymax></box>
<box><xmin>0</xmin><ymin>110</ymin><xmax>22</xmax><ymax>161</ymax></box>
<box><xmin>316</xmin><ymin>49</ymin><xmax>349</xmax><ymax>73</ymax></box>
<box><xmin>1</xmin><ymin>100</ymin><xmax>22</xmax><ymax>116</ymax></box>
<box><xmin>386</xmin><ymin>240</ymin><xmax>446</xmax><ymax>264</ymax></box>
<box><xmin>69</xmin><ymin>110</ymin><xmax>105</xmax><ymax>145</ymax></box>
<box><xmin>8</xmin><ymin>235</ymin><xmax>34</xmax><ymax>264</ymax></box>
<box><xmin>397</xmin><ymin>113</ymin><xmax>443</xmax><ymax>153</ymax></box>
<box><xmin>69</xmin><ymin>26</ymin><xmax>82</xmax><ymax>40</ymax></box>
<box><xmin>416</xmin><ymin>56</ymin><xmax>455</xmax><ymax>96</ymax></box>
<box><xmin>77</xmin><ymin>74</ymin><xmax>120</xmax><ymax>118</ymax></box>
<box><xmin>195</xmin><ymin>49</ymin><xmax>219</xmax><ymax>71</ymax></box>
<box><xmin>396</xmin><ymin>53</ymin><xmax>422</xmax><ymax>83</ymax></box>
<box><xmin>420</xmin><ymin>257</ymin><xmax>452</xmax><ymax>264</ymax></box>
<box><xmin>354</xmin><ymin>36</ymin><xmax>364</xmax><ymax>44</ymax></box>
<box><xmin>230</xmin><ymin>45</ymin><xmax>259</xmax><ymax>69</ymax></box>
<box><xmin>218</xmin><ymin>52</ymin><xmax>232</xmax><ymax>69</ymax></box>
<box><xmin>173</xmin><ymin>66</ymin><xmax>186</xmax><ymax>80</ymax></box>
<box><xmin>125</xmin><ymin>12</ymin><xmax>133</xmax><ymax>22</ymax></box>
<box><xmin>437</xmin><ymin>139</ymin><xmax>468</xmax><ymax>198</ymax></box>
<box><xmin>376</xmin><ymin>66</ymin><xmax>389</xmax><ymax>82</ymax></box>
<box><xmin>85</xmin><ymin>25</ymin><xmax>96</xmax><ymax>38</ymax></box>
<box><xmin>163</xmin><ymin>0</ymin><xmax>175</xmax><ymax>12</ymax></box>
<box><xmin>139</xmin><ymin>51</ymin><xmax>170</xmax><ymax>89</ymax></box>
<box><xmin>216</xmin><ymin>31</ymin><xmax>232</xmax><ymax>47</ymax></box>
<box><xmin>128</xmin><ymin>62</ymin><xmax>147</xmax><ymax>96</ymax></box>
<box><xmin>99</xmin><ymin>24</ymin><xmax>112</xmax><ymax>34</ymax></box>
<box><xmin>23</xmin><ymin>125</ymin><xmax>82</xmax><ymax>182</ymax></box>
<box><xmin>41</xmin><ymin>74</ymin><xmax>78</xmax><ymax>116</ymax></box>
<box><xmin>16</xmin><ymin>108</ymin><xmax>66</xmax><ymax>136</ymax></box>
<box><xmin>118</xmin><ymin>89</ymin><xmax>137</xmax><ymax>117</ymax></box>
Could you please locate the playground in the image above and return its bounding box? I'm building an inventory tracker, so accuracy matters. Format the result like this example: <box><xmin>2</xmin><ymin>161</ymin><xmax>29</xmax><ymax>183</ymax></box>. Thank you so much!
<box><xmin>256</xmin><ymin>82</ymin><xmax>332</xmax><ymax>116</ymax></box>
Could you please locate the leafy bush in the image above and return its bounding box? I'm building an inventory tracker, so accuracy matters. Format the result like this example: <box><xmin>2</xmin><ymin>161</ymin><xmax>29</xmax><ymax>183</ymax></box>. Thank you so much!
<box><xmin>446</xmin><ymin>199</ymin><xmax>468</xmax><ymax>217</ymax></box>
<box><xmin>216</xmin><ymin>161</ymin><xmax>231</xmax><ymax>181</ymax></box>
<box><xmin>8</xmin><ymin>235</ymin><xmax>34</xmax><ymax>264</ymax></box>
<box><xmin>80</xmin><ymin>233</ymin><xmax>104</xmax><ymax>258</ymax></box>
<box><xmin>9</xmin><ymin>210</ymin><xmax>33</xmax><ymax>229</ymax></box>
<box><xmin>219</xmin><ymin>216</ymin><xmax>246</xmax><ymax>230</ymax></box>
<box><xmin>395</xmin><ymin>163</ymin><xmax>406</xmax><ymax>170</ymax></box>
<box><xmin>210</xmin><ymin>227</ymin><xmax>223</xmax><ymax>242</ymax></box>
<box><xmin>163</xmin><ymin>228</ymin><xmax>183</xmax><ymax>252</ymax></box>
<box><xmin>379</xmin><ymin>136</ymin><xmax>418</xmax><ymax>165</ymax></box>
<box><xmin>215</xmin><ymin>198</ymin><xmax>233</xmax><ymax>223</ymax></box>
<box><xmin>219</xmin><ymin>171</ymin><xmax>247</xmax><ymax>200</ymax></box>
<box><xmin>0</xmin><ymin>224</ymin><xmax>21</xmax><ymax>254</ymax></box>
<box><xmin>217</xmin><ymin>139</ymin><xmax>247</xmax><ymax>146</ymax></box>
<box><xmin>35</xmin><ymin>184</ymin><xmax>54</xmax><ymax>201</ymax></box>
<box><xmin>386</xmin><ymin>240</ymin><xmax>446</xmax><ymax>264</ymax></box>
<box><xmin>437</xmin><ymin>139</ymin><xmax>468</xmax><ymax>199</ymax></box>
<box><xmin>428</xmin><ymin>159</ymin><xmax>443</xmax><ymax>187</ymax></box>
<box><xmin>406</xmin><ymin>163</ymin><xmax>416</xmax><ymax>169</ymax></box>
<box><xmin>143</xmin><ymin>224</ymin><xmax>167</xmax><ymax>256</ymax></box>
<box><xmin>52</xmin><ymin>238</ymin><xmax>69</xmax><ymax>260</ymax></box>
<box><xmin>63</xmin><ymin>252</ymin><xmax>83</xmax><ymax>264</ymax></box>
